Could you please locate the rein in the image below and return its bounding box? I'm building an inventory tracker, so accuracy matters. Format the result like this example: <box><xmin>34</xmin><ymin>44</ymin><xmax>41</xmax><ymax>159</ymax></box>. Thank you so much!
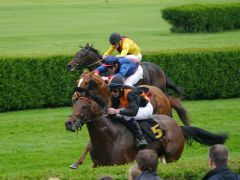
<box><xmin>76</xmin><ymin>59</ymin><xmax>103</xmax><ymax>69</ymax></box>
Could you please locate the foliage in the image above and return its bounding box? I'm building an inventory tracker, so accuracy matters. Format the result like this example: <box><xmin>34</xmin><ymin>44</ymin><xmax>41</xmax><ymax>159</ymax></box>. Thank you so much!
<box><xmin>0</xmin><ymin>99</ymin><xmax>240</xmax><ymax>179</ymax></box>
<box><xmin>0</xmin><ymin>55</ymin><xmax>79</xmax><ymax>111</ymax></box>
<box><xmin>162</xmin><ymin>3</ymin><xmax>240</xmax><ymax>32</ymax></box>
<box><xmin>144</xmin><ymin>49</ymin><xmax>240</xmax><ymax>99</ymax></box>
<box><xmin>0</xmin><ymin>49</ymin><xmax>240</xmax><ymax>111</ymax></box>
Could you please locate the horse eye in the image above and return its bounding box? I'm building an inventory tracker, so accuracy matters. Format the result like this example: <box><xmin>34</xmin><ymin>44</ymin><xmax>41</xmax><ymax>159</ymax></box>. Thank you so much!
<box><xmin>72</xmin><ymin>98</ymin><xmax>79</xmax><ymax>104</ymax></box>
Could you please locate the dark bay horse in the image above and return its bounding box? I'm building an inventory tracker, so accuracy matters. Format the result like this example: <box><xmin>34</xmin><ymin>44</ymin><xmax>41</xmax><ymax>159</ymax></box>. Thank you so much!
<box><xmin>65</xmin><ymin>86</ymin><xmax>228</xmax><ymax>167</ymax></box>
<box><xmin>66</xmin><ymin>43</ymin><xmax>183</xmax><ymax>96</ymax></box>
<box><xmin>65</xmin><ymin>73</ymin><xmax>227</xmax><ymax>168</ymax></box>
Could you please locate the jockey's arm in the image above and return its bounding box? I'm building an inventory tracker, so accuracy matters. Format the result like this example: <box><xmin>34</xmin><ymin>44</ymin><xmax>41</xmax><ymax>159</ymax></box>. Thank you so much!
<box><xmin>115</xmin><ymin>63</ymin><xmax>129</xmax><ymax>77</ymax></box>
<box><xmin>103</xmin><ymin>45</ymin><xmax>115</xmax><ymax>58</ymax></box>
<box><xmin>119</xmin><ymin>91</ymin><xmax>140</xmax><ymax>116</ymax></box>
<box><xmin>111</xmin><ymin>97</ymin><xmax>120</xmax><ymax>109</ymax></box>
<box><xmin>94</xmin><ymin>65</ymin><xmax>108</xmax><ymax>75</ymax></box>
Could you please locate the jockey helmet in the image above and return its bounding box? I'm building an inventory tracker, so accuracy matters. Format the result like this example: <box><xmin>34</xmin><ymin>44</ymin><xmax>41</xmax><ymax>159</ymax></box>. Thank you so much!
<box><xmin>109</xmin><ymin>33</ymin><xmax>122</xmax><ymax>45</ymax></box>
<box><xmin>108</xmin><ymin>75</ymin><xmax>124</xmax><ymax>89</ymax></box>
<box><xmin>103</xmin><ymin>55</ymin><xmax>118</xmax><ymax>67</ymax></box>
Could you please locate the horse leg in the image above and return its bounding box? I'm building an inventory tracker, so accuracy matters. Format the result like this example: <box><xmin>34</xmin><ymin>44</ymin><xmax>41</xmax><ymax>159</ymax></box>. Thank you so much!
<box><xmin>160</xmin><ymin>155</ymin><xmax>166</xmax><ymax>164</ymax></box>
<box><xmin>70</xmin><ymin>141</ymin><xmax>91</xmax><ymax>169</ymax></box>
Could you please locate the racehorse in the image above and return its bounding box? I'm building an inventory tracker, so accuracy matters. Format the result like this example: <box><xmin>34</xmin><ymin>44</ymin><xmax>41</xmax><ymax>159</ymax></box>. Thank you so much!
<box><xmin>66</xmin><ymin>43</ymin><xmax>183</xmax><ymax>96</ymax></box>
<box><xmin>65</xmin><ymin>84</ymin><xmax>228</xmax><ymax>167</ymax></box>
<box><xmin>65</xmin><ymin>72</ymin><xmax>226</xmax><ymax>168</ymax></box>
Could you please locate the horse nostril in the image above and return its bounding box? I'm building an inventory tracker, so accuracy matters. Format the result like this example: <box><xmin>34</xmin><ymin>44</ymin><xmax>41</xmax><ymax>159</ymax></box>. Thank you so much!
<box><xmin>65</xmin><ymin>121</ymin><xmax>71</xmax><ymax>128</ymax></box>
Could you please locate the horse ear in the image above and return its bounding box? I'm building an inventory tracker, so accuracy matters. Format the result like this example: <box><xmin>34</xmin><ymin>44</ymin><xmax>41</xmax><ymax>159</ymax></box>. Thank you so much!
<box><xmin>79</xmin><ymin>45</ymin><xmax>84</xmax><ymax>49</ymax></box>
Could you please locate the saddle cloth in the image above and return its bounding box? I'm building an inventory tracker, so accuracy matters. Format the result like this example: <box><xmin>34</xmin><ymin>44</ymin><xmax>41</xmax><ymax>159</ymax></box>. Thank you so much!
<box><xmin>111</xmin><ymin>116</ymin><xmax>164</xmax><ymax>144</ymax></box>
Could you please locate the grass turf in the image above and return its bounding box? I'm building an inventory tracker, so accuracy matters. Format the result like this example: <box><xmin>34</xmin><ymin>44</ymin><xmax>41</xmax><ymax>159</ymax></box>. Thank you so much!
<box><xmin>0</xmin><ymin>0</ymin><xmax>240</xmax><ymax>56</ymax></box>
<box><xmin>0</xmin><ymin>98</ymin><xmax>239</xmax><ymax>179</ymax></box>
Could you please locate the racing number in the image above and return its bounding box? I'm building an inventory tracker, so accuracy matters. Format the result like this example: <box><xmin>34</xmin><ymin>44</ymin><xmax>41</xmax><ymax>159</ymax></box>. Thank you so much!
<box><xmin>151</xmin><ymin>124</ymin><xmax>162</xmax><ymax>139</ymax></box>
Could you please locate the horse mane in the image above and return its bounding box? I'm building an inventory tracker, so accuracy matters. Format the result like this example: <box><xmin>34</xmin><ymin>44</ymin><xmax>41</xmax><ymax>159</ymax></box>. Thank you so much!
<box><xmin>80</xmin><ymin>72</ymin><xmax>111</xmax><ymax>107</ymax></box>
<box><xmin>82</xmin><ymin>43</ymin><xmax>102</xmax><ymax>59</ymax></box>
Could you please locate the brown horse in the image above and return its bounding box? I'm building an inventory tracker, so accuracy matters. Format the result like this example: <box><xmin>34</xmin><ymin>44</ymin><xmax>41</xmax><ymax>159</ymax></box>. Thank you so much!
<box><xmin>65</xmin><ymin>73</ymin><xmax>226</xmax><ymax>168</ymax></box>
<box><xmin>65</xmin><ymin>85</ymin><xmax>228</xmax><ymax>168</ymax></box>
<box><xmin>66</xmin><ymin>43</ymin><xmax>183</xmax><ymax>96</ymax></box>
<box><xmin>73</xmin><ymin>72</ymin><xmax>189</xmax><ymax>125</ymax></box>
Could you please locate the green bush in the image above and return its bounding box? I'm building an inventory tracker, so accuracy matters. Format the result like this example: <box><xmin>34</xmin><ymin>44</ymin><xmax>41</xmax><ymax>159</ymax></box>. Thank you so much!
<box><xmin>0</xmin><ymin>49</ymin><xmax>239</xmax><ymax>112</ymax></box>
<box><xmin>144</xmin><ymin>49</ymin><xmax>240</xmax><ymax>99</ymax></box>
<box><xmin>0</xmin><ymin>55</ymin><xmax>79</xmax><ymax>112</ymax></box>
<box><xmin>161</xmin><ymin>3</ymin><xmax>240</xmax><ymax>32</ymax></box>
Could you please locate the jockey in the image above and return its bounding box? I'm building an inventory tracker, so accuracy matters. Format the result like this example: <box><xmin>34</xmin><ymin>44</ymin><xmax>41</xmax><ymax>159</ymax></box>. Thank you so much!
<box><xmin>94</xmin><ymin>55</ymin><xmax>143</xmax><ymax>87</ymax></box>
<box><xmin>103</xmin><ymin>33</ymin><xmax>142</xmax><ymax>62</ymax></box>
<box><xmin>107</xmin><ymin>76</ymin><xmax>154</xmax><ymax>148</ymax></box>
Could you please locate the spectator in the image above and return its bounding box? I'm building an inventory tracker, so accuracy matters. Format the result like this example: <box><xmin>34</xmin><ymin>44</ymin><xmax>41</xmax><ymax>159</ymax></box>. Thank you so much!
<box><xmin>128</xmin><ymin>164</ymin><xmax>141</xmax><ymax>180</ymax></box>
<box><xmin>135</xmin><ymin>149</ymin><xmax>163</xmax><ymax>180</ymax></box>
<box><xmin>202</xmin><ymin>144</ymin><xmax>240</xmax><ymax>180</ymax></box>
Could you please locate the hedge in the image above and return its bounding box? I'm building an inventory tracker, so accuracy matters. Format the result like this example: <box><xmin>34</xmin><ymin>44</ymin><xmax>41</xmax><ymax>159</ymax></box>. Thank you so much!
<box><xmin>161</xmin><ymin>3</ymin><xmax>240</xmax><ymax>32</ymax></box>
<box><xmin>0</xmin><ymin>49</ymin><xmax>240</xmax><ymax>112</ymax></box>
<box><xmin>144</xmin><ymin>49</ymin><xmax>240</xmax><ymax>100</ymax></box>
<box><xmin>0</xmin><ymin>55</ymin><xmax>79</xmax><ymax>112</ymax></box>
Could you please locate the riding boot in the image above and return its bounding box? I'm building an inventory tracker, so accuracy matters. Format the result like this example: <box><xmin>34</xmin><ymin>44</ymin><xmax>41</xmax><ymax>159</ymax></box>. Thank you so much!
<box><xmin>128</xmin><ymin>118</ymin><xmax>148</xmax><ymax>148</ymax></box>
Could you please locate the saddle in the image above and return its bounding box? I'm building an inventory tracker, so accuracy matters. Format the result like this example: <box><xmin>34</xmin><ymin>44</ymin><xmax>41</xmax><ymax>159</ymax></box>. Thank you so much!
<box><xmin>111</xmin><ymin>116</ymin><xmax>167</xmax><ymax>144</ymax></box>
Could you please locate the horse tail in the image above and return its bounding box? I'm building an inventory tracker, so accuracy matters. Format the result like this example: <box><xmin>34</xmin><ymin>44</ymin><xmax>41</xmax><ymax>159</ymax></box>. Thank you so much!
<box><xmin>168</xmin><ymin>96</ymin><xmax>190</xmax><ymax>126</ymax></box>
<box><xmin>180</xmin><ymin>126</ymin><xmax>228</xmax><ymax>146</ymax></box>
<box><xmin>165</xmin><ymin>74</ymin><xmax>184</xmax><ymax>96</ymax></box>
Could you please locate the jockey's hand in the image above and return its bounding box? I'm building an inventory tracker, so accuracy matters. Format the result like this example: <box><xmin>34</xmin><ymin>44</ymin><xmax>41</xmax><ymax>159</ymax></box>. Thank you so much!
<box><xmin>116</xmin><ymin>55</ymin><xmax>124</xmax><ymax>57</ymax></box>
<box><xmin>107</xmin><ymin>108</ymin><xmax>120</xmax><ymax>115</ymax></box>
<box><xmin>102</xmin><ymin>55</ymin><xmax>107</xmax><ymax>59</ymax></box>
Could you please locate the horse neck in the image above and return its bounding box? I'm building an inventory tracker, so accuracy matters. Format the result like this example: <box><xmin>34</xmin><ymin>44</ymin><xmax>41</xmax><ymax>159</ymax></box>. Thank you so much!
<box><xmin>86</xmin><ymin>116</ymin><xmax>117</xmax><ymax>146</ymax></box>
<box><xmin>93</xmin><ymin>75</ymin><xmax>112</xmax><ymax>107</ymax></box>
<box><xmin>96</xmin><ymin>86</ymin><xmax>111</xmax><ymax>107</ymax></box>
<box><xmin>86</xmin><ymin>51</ymin><xmax>102</xmax><ymax>71</ymax></box>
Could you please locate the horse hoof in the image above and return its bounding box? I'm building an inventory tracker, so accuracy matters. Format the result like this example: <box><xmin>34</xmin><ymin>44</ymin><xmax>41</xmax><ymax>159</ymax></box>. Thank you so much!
<box><xmin>70</xmin><ymin>163</ymin><xmax>78</xmax><ymax>169</ymax></box>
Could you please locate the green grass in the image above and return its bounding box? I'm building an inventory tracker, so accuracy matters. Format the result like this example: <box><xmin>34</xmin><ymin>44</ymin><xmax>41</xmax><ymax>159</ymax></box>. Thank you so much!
<box><xmin>0</xmin><ymin>99</ymin><xmax>239</xmax><ymax>179</ymax></box>
<box><xmin>0</xmin><ymin>0</ymin><xmax>240</xmax><ymax>57</ymax></box>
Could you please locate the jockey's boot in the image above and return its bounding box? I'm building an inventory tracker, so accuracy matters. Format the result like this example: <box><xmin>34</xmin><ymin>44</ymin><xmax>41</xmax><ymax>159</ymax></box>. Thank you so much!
<box><xmin>128</xmin><ymin>118</ymin><xmax>148</xmax><ymax>148</ymax></box>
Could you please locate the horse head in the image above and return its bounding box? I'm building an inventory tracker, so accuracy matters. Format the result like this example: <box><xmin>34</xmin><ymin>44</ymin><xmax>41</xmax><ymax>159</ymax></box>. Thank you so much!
<box><xmin>66</xmin><ymin>43</ymin><xmax>103</xmax><ymax>71</ymax></box>
<box><xmin>65</xmin><ymin>73</ymin><xmax>110</xmax><ymax>132</ymax></box>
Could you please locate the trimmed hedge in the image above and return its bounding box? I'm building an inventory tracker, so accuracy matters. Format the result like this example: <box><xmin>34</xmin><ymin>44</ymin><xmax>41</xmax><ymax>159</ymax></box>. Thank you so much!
<box><xmin>0</xmin><ymin>49</ymin><xmax>240</xmax><ymax>112</ymax></box>
<box><xmin>144</xmin><ymin>49</ymin><xmax>240</xmax><ymax>100</ymax></box>
<box><xmin>161</xmin><ymin>3</ymin><xmax>240</xmax><ymax>32</ymax></box>
<box><xmin>0</xmin><ymin>55</ymin><xmax>79</xmax><ymax>112</ymax></box>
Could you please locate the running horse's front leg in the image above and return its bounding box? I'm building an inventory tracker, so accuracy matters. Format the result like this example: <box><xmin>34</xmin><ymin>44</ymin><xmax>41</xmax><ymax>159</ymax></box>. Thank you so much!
<box><xmin>70</xmin><ymin>141</ymin><xmax>91</xmax><ymax>169</ymax></box>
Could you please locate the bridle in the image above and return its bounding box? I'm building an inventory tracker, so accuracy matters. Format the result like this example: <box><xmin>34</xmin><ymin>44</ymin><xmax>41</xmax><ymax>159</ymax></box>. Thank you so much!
<box><xmin>74</xmin><ymin>48</ymin><xmax>103</xmax><ymax>70</ymax></box>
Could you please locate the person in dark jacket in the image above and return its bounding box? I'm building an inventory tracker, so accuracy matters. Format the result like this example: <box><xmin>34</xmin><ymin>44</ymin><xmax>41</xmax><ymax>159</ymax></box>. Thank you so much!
<box><xmin>107</xmin><ymin>76</ymin><xmax>153</xmax><ymax>148</ymax></box>
<box><xmin>202</xmin><ymin>144</ymin><xmax>240</xmax><ymax>180</ymax></box>
<box><xmin>135</xmin><ymin>149</ymin><xmax>163</xmax><ymax>180</ymax></box>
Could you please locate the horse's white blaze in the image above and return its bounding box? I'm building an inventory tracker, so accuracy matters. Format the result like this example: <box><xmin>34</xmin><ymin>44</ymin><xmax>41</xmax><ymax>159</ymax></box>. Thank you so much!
<box><xmin>74</xmin><ymin>78</ymin><xmax>83</xmax><ymax>96</ymax></box>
